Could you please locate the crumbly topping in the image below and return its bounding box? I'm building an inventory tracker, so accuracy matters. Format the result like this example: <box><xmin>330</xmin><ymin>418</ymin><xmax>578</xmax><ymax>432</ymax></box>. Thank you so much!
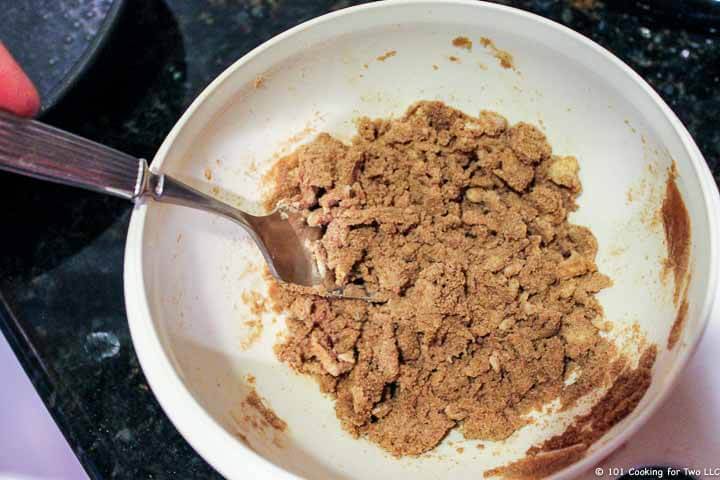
<box><xmin>265</xmin><ymin>102</ymin><xmax>648</xmax><ymax>462</ymax></box>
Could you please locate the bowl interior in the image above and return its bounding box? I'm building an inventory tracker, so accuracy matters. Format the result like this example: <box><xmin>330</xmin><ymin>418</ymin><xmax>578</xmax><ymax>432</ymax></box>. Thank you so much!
<box><xmin>127</xmin><ymin>2</ymin><xmax>714</xmax><ymax>479</ymax></box>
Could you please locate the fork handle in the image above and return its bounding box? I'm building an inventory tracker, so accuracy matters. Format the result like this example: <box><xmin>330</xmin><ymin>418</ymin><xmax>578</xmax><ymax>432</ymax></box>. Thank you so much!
<box><xmin>0</xmin><ymin>110</ymin><xmax>142</xmax><ymax>199</ymax></box>
<box><xmin>0</xmin><ymin>109</ymin><xmax>259</xmax><ymax>230</ymax></box>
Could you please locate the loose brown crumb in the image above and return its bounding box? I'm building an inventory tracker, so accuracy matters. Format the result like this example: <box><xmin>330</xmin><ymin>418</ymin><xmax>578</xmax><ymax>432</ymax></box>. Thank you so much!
<box><xmin>246</xmin><ymin>374</ymin><xmax>257</xmax><ymax>385</ymax></box>
<box><xmin>456</xmin><ymin>447</ymin><xmax>465</xmax><ymax>454</ymax></box>
<box><xmin>239</xmin><ymin>291</ymin><xmax>267</xmax><ymax>351</ymax></box>
<box><xmin>204</xmin><ymin>167</ymin><xmax>213</xmax><ymax>181</ymax></box>
<box><xmin>452</xmin><ymin>36</ymin><xmax>473</xmax><ymax>51</ymax></box>
<box><xmin>661</xmin><ymin>164</ymin><xmax>691</xmax><ymax>304</ymax></box>
<box><xmin>265</xmin><ymin>102</ymin><xmax>643</xmax><ymax>460</ymax></box>
<box><xmin>432</xmin><ymin>64</ymin><xmax>439</xmax><ymax>71</ymax></box>
<box><xmin>244</xmin><ymin>390</ymin><xmax>287</xmax><ymax>432</ymax></box>
<box><xmin>254</xmin><ymin>75</ymin><xmax>266</xmax><ymax>89</ymax></box>
<box><xmin>479</xmin><ymin>37</ymin><xmax>515</xmax><ymax>70</ymax></box>
<box><xmin>377</xmin><ymin>50</ymin><xmax>397</xmax><ymax>62</ymax></box>
<box><xmin>239</xmin><ymin>319</ymin><xmax>263</xmax><ymax>351</ymax></box>
<box><xmin>570</xmin><ymin>0</ymin><xmax>600</xmax><ymax>10</ymax></box>
<box><xmin>242</xmin><ymin>290</ymin><xmax>268</xmax><ymax>316</ymax></box>
<box><xmin>448</xmin><ymin>55</ymin><xmax>460</xmax><ymax>63</ymax></box>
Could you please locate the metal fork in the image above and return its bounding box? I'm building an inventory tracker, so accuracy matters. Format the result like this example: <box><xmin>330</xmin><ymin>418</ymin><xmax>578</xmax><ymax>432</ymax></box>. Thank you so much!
<box><xmin>0</xmin><ymin>110</ymin><xmax>338</xmax><ymax>293</ymax></box>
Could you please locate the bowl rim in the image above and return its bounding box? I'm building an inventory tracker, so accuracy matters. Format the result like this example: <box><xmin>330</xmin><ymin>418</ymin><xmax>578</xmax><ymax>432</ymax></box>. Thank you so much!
<box><xmin>124</xmin><ymin>1</ymin><xmax>720</xmax><ymax>479</ymax></box>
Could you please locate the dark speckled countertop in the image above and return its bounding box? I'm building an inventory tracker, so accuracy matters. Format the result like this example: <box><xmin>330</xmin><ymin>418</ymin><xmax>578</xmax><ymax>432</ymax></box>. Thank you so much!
<box><xmin>0</xmin><ymin>1</ymin><xmax>718</xmax><ymax>478</ymax></box>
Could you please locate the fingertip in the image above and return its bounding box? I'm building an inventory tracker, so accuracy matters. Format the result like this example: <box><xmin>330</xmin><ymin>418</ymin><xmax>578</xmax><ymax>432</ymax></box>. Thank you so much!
<box><xmin>19</xmin><ymin>82</ymin><xmax>41</xmax><ymax>117</ymax></box>
<box><xmin>0</xmin><ymin>42</ymin><xmax>41</xmax><ymax>117</ymax></box>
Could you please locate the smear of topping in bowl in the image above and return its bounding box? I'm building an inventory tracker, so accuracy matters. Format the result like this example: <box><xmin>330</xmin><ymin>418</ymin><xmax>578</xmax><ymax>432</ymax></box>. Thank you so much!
<box><xmin>661</xmin><ymin>164</ymin><xmax>691</xmax><ymax>305</ymax></box>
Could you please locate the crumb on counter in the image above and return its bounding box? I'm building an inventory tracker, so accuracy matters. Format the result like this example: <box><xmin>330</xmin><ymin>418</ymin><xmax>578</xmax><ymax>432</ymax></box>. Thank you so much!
<box><xmin>570</xmin><ymin>0</ymin><xmax>600</xmax><ymax>10</ymax></box>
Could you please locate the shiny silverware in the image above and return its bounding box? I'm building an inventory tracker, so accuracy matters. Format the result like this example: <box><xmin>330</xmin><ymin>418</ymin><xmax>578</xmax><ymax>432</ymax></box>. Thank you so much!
<box><xmin>0</xmin><ymin>110</ymin><xmax>348</xmax><ymax>294</ymax></box>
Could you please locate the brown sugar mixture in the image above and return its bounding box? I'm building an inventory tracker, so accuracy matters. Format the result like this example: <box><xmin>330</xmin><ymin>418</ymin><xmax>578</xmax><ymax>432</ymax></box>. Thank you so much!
<box><xmin>265</xmin><ymin>102</ymin><xmax>648</xmax><ymax>462</ymax></box>
<box><xmin>486</xmin><ymin>345</ymin><xmax>656</xmax><ymax>479</ymax></box>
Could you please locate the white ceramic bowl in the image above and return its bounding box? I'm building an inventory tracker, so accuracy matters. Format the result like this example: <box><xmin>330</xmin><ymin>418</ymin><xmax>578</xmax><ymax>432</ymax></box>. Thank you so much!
<box><xmin>124</xmin><ymin>1</ymin><xmax>720</xmax><ymax>478</ymax></box>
